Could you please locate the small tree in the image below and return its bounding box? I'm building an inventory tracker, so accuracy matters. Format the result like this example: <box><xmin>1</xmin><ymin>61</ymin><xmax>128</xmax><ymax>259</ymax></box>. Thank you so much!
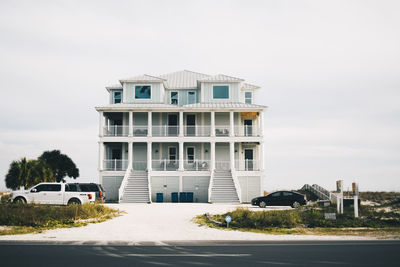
<box><xmin>5</xmin><ymin>158</ymin><xmax>55</xmax><ymax>190</ymax></box>
<box><xmin>39</xmin><ymin>150</ymin><xmax>79</xmax><ymax>182</ymax></box>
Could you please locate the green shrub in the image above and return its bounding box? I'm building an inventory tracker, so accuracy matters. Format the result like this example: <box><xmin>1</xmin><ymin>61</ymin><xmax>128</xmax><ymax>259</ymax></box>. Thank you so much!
<box><xmin>212</xmin><ymin>206</ymin><xmax>400</xmax><ymax>230</ymax></box>
<box><xmin>0</xmin><ymin>203</ymin><xmax>117</xmax><ymax>227</ymax></box>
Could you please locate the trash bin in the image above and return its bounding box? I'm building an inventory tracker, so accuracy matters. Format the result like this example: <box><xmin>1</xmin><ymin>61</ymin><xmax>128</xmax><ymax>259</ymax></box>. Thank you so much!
<box><xmin>187</xmin><ymin>192</ymin><xmax>194</xmax><ymax>202</ymax></box>
<box><xmin>171</xmin><ymin>192</ymin><xmax>178</xmax><ymax>203</ymax></box>
<box><xmin>179</xmin><ymin>192</ymin><xmax>187</xmax><ymax>202</ymax></box>
<box><xmin>156</xmin><ymin>193</ymin><xmax>163</xmax><ymax>203</ymax></box>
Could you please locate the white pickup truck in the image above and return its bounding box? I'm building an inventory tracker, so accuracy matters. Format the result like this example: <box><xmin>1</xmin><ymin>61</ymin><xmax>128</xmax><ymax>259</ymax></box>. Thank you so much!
<box><xmin>10</xmin><ymin>182</ymin><xmax>95</xmax><ymax>205</ymax></box>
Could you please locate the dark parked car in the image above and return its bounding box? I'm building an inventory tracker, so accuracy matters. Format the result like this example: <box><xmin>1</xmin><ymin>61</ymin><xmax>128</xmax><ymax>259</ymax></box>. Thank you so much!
<box><xmin>66</xmin><ymin>183</ymin><xmax>105</xmax><ymax>202</ymax></box>
<box><xmin>252</xmin><ymin>191</ymin><xmax>307</xmax><ymax>208</ymax></box>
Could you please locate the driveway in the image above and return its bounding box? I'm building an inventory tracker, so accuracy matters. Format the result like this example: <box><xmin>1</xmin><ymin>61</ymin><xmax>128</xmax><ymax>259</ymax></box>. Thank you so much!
<box><xmin>0</xmin><ymin>203</ymin><xmax>368</xmax><ymax>243</ymax></box>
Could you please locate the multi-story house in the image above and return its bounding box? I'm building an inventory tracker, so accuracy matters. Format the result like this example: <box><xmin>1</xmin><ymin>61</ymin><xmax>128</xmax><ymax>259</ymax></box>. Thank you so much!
<box><xmin>95</xmin><ymin>70</ymin><xmax>266</xmax><ymax>203</ymax></box>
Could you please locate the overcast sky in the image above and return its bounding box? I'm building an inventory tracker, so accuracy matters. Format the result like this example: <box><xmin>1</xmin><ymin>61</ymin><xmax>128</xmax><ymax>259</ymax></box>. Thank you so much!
<box><xmin>0</xmin><ymin>0</ymin><xmax>399</xmax><ymax>192</ymax></box>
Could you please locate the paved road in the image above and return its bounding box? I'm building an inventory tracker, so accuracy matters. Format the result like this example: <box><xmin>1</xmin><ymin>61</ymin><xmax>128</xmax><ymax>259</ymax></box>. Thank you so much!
<box><xmin>1</xmin><ymin>240</ymin><xmax>399</xmax><ymax>266</ymax></box>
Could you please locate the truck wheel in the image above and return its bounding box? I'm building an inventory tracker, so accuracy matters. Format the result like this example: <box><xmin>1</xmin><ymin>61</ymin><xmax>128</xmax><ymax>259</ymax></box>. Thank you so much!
<box><xmin>68</xmin><ymin>198</ymin><xmax>81</xmax><ymax>205</ymax></box>
<box><xmin>259</xmin><ymin>201</ymin><xmax>267</xmax><ymax>208</ymax></box>
<box><xmin>13</xmin><ymin>197</ymin><xmax>26</xmax><ymax>204</ymax></box>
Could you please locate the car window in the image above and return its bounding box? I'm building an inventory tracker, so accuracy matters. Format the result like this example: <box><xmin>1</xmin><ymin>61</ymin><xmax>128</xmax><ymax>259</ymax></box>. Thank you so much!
<box><xmin>282</xmin><ymin>192</ymin><xmax>293</xmax><ymax>196</ymax></box>
<box><xmin>46</xmin><ymin>184</ymin><xmax>61</xmax><ymax>192</ymax></box>
<box><xmin>66</xmin><ymin>184</ymin><xmax>78</xmax><ymax>192</ymax></box>
<box><xmin>271</xmin><ymin>192</ymin><xmax>281</xmax><ymax>197</ymax></box>
<box><xmin>79</xmin><ymin>184</ymin><xmax>99</xmax><ymax>192</ymax></box>
<box><xmin>34</xmin><ymin>184</ymin><xmax>47</xmax><ymax>192</ymax></box>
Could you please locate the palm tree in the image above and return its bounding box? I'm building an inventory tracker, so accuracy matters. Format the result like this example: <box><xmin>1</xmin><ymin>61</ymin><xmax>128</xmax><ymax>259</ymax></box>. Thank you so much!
<box><xmin>5</xmin><ymin>158</ymin><xmax>55</xmax><ymax>190</ymax></box>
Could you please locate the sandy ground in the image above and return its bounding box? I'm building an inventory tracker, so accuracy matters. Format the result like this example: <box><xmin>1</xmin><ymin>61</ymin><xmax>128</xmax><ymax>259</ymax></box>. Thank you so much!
<box><xmin>0</xmin><ymin>203</ymin><xmax>371</xmax><ymax>243</ymax></box>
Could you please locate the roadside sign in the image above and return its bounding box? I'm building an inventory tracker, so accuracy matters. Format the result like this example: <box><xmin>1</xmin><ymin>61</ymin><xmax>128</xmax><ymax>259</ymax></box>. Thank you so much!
<box><xmin>324</xmin><ymin>213</ymin><xmax>336</xmax><ymax>220</ymax></box>
<box><xmin>225</xmin><ymin>215</ymin><xmax>231</xmax><ymax>228</ymax></box>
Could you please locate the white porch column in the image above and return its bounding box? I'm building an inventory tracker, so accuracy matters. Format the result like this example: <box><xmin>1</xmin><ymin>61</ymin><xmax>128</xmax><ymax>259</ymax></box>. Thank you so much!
<box><xmin>99</xmin><ymin>111</ymin><xmax>104</xmax><ymax>137</ymax></box>
<box><xmin>99</xmin><ymin>142</ymin><xmax>104</xmax><ymax>170</ymax></box>
<box><xmin>179</xmin><ymin>141</ymin><xmax>184</xmax><ymax>171</ymax></box>
<box><xmin>230</xmin><ymin>111</ymin><xmax>234</xmax><ymax>137</ymax></box>
<box><xmin>230</xmin><ymin>141</ymin><xmax>235</xmax><ymax>171</ymax></box>
<box><xmin>179</xmin><ymin>111</ymin><xmax>183</xmax><ymax>136</ymax></box>
<box><xmin>129</xmin><ymin>111</ymin><xmax>133</xmax><ymax>136</ymax></box>
<box><xmin>128</xmin><ymin>142</ymin><xmax>133</xmax><ymax>168</ymax></box>
<box><xmin>148</xmin><ymin>111</ymin><xmax>152</xmax><ymax>136</ymax></box>
<box><xmin>259</xmin><ymin>141</ymin><xmax>264</xmax><ymax>171</ymax></box>
<box><xmin>211</xmin><ymin>111</ymin><xmax>215</xmax><ymax>137</ymax></box>
<box><xmin>210</xmin><ymin>141</ymin><xmax>215</xmax><ymax>170</ymax></box>
<box><xmin>259</xmin><ymin>111</ymin><xmax>264</xmax><ymax>136</ymax></box>
<box><xmin>147</xmin><ymin>142</ymin><xmax>152</xmax><ymax>171</ymax></box>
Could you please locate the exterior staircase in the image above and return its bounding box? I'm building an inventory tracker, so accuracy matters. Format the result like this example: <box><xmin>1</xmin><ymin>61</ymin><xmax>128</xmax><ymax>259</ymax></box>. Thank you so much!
<box><xmin>120</xmin><ymin>170</ymin><xmax>150</xmax><ymax>203</ymax></box>
<box><xmin>301</xmin><ymin>184</ymin><xmax>332</xmax><ymax>200</ymax></box>
<box><xmin>210</xmin><ymin>170</ymin><xmax>239</xmax><ymax>203</ymax></box>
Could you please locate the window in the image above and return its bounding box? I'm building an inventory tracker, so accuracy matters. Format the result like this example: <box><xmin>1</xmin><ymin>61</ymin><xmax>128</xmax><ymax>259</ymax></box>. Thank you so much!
<box><xmin>213</xmin><ymin>85</ymin><xmax>229</xmax><ymax>99</ymax></box>
<box><xmin>66</xmin><ymin>184</ymin><xmax>78</xmax><ymax>192</ymax></box>
<box><xmin>171</xmin><ymin>91</ymin><xmax>178</xmax><ymax>105</ymax></box>
<box><xmin>282</xmin><ymin>192</ymin><xmax>293</xmax><ymax>196</ymax></box>
<box><xmin>187</xmin><ymin>147</ymin><xmax>195</xmax><ymax>163</ymax></box>
<box><xmin>135</xmin><ymin>85</ymin><xmax>151</xmax><ymax>99</ymax></box>
<box><xmin>114</xmin><ymin>91</ymin><xmax>122</xmax><ymax>103</ymax></box>
<box><xmin>169</xmin><ymin>147</ymin><xmax>177</xmax><ymax>163</ymax></box>
<box><xmin>245</xmin><ymin>92</ymin><xmax>252</xmax><ymax>104</ymax></box>
<box><xmin>188</xmin><ymin>91</ymin><xmax>196</xmax><ymax>104</ymax></box>
<box><xmin>47</xmin><ymin>184</ymin><xmax>61</xmax><ymax>192</ymax></box>
<box><xmin>271</xmin><ymin>192</ymin><xmax>281</xmax><ymax>197</ymax></box>
<box><xmin>32</xmin><ymin>184</ymin><xmax>47</xmax><ymax>192</ymax></box>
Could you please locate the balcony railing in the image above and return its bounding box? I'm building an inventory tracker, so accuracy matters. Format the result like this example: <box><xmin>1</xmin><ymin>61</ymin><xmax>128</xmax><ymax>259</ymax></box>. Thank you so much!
<box><xmin>132</xmin><ymin>161</ymin><xmax>147</xmax><ymax>171</ymax></box>
<box><xmin>152</xmin><ymin>126</ymin><xmax>179</xmax><ymax>137</ymax></box>
<box><xmin>235</xmin><ymin>159</ymin><xmax>259</xmax><ymax>171</ymax></box>
<box><xmin>103</xmin><ymin>126</ymin><xmax>129</xmax><ymax>137</ymax></box>
<box><xmin>215</xmin><ymin>125</ymin><xmax>230</xmax><ymax>136</ymax></box>
<box><xmin>215</xmin><ymin>161</ymin><xmax>230</xmax><ymax>170</ymax></box>
<box><xmin>184</xmin><ymin>126</ymin><xmax>211</xmax><ymax>137</ymax></box>
<box><xmin>133</xmin><ymin>125</ymin><xmax>148</xmax><ymax>136</ymax></box>
<box><xmin>152</xmin><ymin>159</ymin><xmax>179</xmax><ymax>171</ymax></box>
<box><xmin>103</xmin><ymin>159</ymin><xmax>128</xmax><ymax>171</ymax></box>
<box><xmin>183</xmin><ymin>160</ymin><xmax>210</xmax><ymax>171</ymax></box>
<box><xmin>234</xmin><ymin>125</ymin><xmax>256</xmax><ymax>137</ymax></box>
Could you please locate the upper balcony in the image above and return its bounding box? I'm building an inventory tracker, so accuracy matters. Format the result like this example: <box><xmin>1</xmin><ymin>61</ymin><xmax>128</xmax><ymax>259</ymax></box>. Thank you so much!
<box><xmin>100</xmin><ymin>111</ymin><xmax>264</xmax><ymax>138</ymax></box>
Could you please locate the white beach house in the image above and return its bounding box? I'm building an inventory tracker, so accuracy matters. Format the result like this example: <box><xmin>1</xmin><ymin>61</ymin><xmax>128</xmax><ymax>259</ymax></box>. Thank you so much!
<box><xmin>96</xmin><ymin>70</ymin><xmax>266</xmax><ymax>203</ymax></box>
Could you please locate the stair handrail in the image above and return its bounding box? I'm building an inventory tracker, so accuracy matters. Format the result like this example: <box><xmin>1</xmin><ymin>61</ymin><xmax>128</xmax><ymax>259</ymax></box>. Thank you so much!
<box><xmin>231</xmin><ymin>169</ymin><xmax>242</xmax><ymax>203</ymax></box>
<box><xmin>208</xmin><ymin>169</ymin><xmax>214</xmax><ymax>202</ymax></box>
<box><xmin>147</xmin><ymin>171</ymin><xmax>152</xmax><ymax>203</ymax></box>
<box><xmin>118</xmin><ymin>166</ymin><xmax>132</xmax><ymax>202</ymax></box>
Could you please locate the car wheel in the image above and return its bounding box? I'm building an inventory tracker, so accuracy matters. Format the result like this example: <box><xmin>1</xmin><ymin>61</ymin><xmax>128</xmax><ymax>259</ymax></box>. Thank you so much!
<box><xmin>68</xmin><ymin>199</ymin><xmax>81</xmax><ymax>205</ymax></box>
<box><xmin>13</xmin><ymin>197</ymin><xmax>26</xmax><ymax>204</ymax></box>
<box><xmin>292</xmin><ymin>201</ymin><xmax>300</xmax><ymax>208</ymax></box>
<box><xmin>259</xmin><ymin>201</ymin><xmax>267</xmax><ymax>208</ymax></box>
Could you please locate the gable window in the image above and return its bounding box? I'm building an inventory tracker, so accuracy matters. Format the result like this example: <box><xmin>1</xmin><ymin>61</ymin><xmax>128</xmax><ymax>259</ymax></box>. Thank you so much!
<box><xmin>171</xmin><ymin>91</ymin><xmax>178</xmax><ymax>105</ymax></box>
<box><xmin>113</xmin><ymin>91</ymin><xmax>122</xmax><ymax>104</ymax></box>
<box><xmin>188</xmin><ymin>91</ymin><xmax>196</xmax><ymax>104</ymax></box>
<box><xmin>245</xmin><ymin>92</ymin><xmax>252</xmax><ymax>104</ymax></box>
<box><xmin>213</xmin><ymin>85</ymin><xmax>229</xmax><ymax>99</ymax></box>
<box><xmin>135</xmin><ymin>85</ymin><xmax>151</xmax><ymax>99</ymax></box>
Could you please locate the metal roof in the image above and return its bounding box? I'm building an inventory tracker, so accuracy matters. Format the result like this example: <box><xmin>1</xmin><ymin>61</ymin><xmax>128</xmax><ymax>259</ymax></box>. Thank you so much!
<box><xmin>242</xmin><ymin>83</ymin><xmax>260</xmax><ymax>90</ymax></box>
<box><xmin>119</xmin><ymin>74</ymin><xmax>166</xmax><ymax>83</ymax></box>
<box><xmin>96</xmin><ymin>102</ymin><xmax>266</xmax><ymax>111</ymax></box>
<box><xmin>114</xmin><ymin>70</ymin><xmax>260</xmax><ymax>89</ymax></box>
<box><xmin>182</xmin><ymin>102</ymin><xmax>266</xmax><ymax>109</ymax></box>
<box><xmin>95</xmin><ymin>103</ymin><xmax>178</xmax><ymax>111</ymax></box>
<box><xmin>158</xmin><ymin>70</ymin><xmax>210</xmax><ymax>89</ymax></box>
<box><xmin>198</xmin><ymin>74</ymin><xmax>244</xmax><ymax>82</ymax></box>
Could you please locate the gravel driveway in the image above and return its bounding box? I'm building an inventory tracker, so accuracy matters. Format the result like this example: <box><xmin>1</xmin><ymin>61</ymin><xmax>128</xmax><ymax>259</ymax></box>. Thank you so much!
<box><xmin>0</xmin><ymin>203</ymin><xmax>368</xmax><ymax>243</ymax></box>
